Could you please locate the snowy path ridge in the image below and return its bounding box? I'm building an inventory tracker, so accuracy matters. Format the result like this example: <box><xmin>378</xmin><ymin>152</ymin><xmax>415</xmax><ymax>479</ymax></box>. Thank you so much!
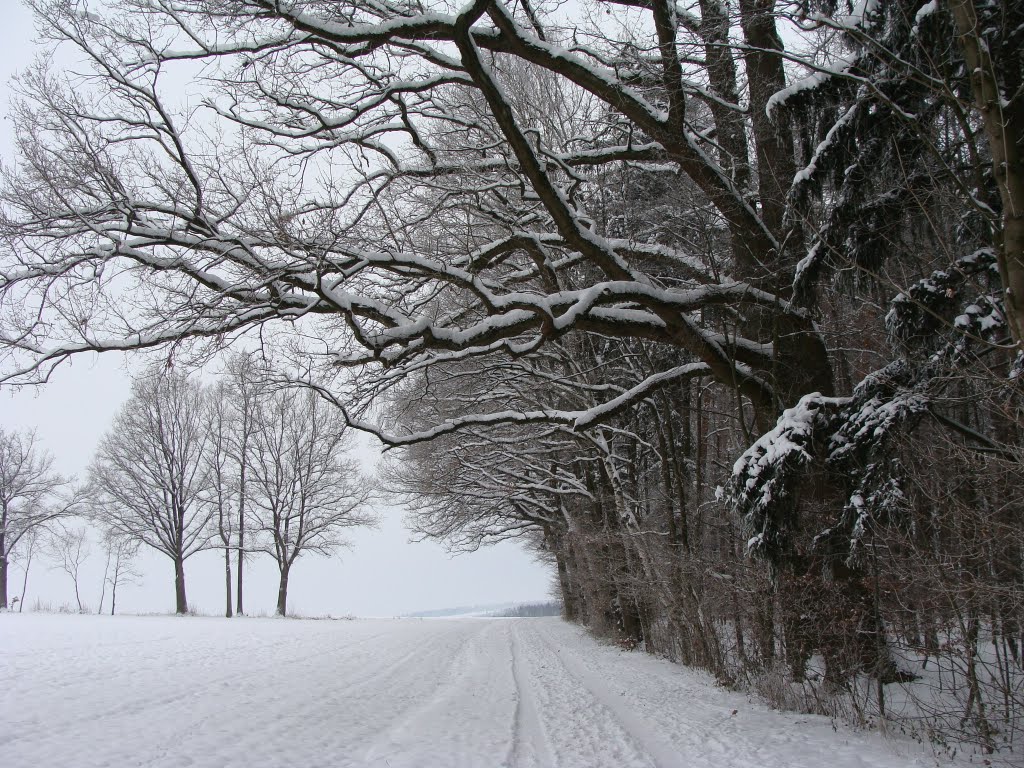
<box><xmin>507</xmin><ymin>622</ymin><xmax>556</xmax><ymax>768</ymax></box>
<box><xmin>0</xmin><ymin>614</ymin><xmax>947</xmax><ymax>768</ymax></box>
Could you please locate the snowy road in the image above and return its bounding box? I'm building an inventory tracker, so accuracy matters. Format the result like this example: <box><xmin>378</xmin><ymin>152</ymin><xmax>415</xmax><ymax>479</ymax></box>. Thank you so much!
<box><xmin>1</xmin><ymin>614</ymin><xmax>941</xmax><ymax>767</ymax></box>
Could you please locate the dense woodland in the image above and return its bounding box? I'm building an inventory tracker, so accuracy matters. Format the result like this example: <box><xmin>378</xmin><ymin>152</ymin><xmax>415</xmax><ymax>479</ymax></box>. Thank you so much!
<box><xmin>0</xmin><ymin>0</ymin><xmax>1022</xmax><ymax>756</ymax></box>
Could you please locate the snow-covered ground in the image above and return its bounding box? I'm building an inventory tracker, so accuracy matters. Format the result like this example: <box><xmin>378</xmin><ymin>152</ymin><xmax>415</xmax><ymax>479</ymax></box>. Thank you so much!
<box><xmin>1</xmin><ymin>614</ymin><xmax>950</xmax><ymax>767</ymax></box>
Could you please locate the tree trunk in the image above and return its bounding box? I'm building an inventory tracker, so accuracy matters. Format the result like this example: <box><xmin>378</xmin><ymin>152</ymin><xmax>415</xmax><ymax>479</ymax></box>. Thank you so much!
<box><xmin>0</xmin><ymin>551</ymin><xmax>7</xmax><ymax>610</ymax></box>
<box><xmin>236</xmin><ymin>470</ymin><xmax>246</xmax><ymax>615</ymax></box>
<box><xmin>224</xmin><ymin>546</ymin><xmax>233</xmax><ymax>618</ymax></box>
<box><xmin>276</xmin><ymin>567</ymin><xmax>290</xmax><ymax>617</ymax></box>
<box><xmin>738</xmin><ymin>0</ymin><xmax>795</xmax><ymax>251</ymax></box>
<box><xmin>556</xmin><ymin>550</ymin><xmax>576</xmax><ymax>620</ymax></box>
<box><xmin>698</xmin><ymin>0</ymin><xmax>750</xmax><ymax>187</ymax></box>
<box><xmin>949</xmin><ymin>0</ymin><xmax>1024</xmax><ymax>350</ymax></box>
<box><xmin>0</xmin><ymin>525</ymin><xmax>8</xmax><ymax>609</ymax></box>
<box><xmin>173</xmin><ymin>556</ymin><xmax>188</xmax><ymax>614</ymax></box>
<box><xmin>98</xmin><ymin>548</ymin><xmax>111</xmax><ymax>615</ymax></box>
<box><xmin>18</xmin><ymin>545</ymin><xmax>32</xmax><ymax>612</ymax></box>
<box><xmin>547</xmin><ymin>524</ymin><xmax>576</xmax><ymax>621</ymax></box>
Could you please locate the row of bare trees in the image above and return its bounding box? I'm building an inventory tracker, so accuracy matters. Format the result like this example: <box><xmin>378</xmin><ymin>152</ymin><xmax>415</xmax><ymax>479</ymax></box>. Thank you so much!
<box><xmin>1</xmin><ymin>361</ymin><xmax>375</xmax><ymax>616</ymax></box>
<box><xmin>0</xmin><ymin>0</ymin><xmax>1021</xmax><ymax>755</ymax></box>
<box><xmin>0</xmin><ymin>426</ymin><xmax>141</xmax><ymax>614</ymax></box>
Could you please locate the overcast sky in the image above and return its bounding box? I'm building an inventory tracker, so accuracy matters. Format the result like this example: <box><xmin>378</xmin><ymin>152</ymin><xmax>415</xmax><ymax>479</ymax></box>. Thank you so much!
<box><xmin>0</xmin><ymin>2</ymin><xmax>553</xmax><ymax>617</ymax></box>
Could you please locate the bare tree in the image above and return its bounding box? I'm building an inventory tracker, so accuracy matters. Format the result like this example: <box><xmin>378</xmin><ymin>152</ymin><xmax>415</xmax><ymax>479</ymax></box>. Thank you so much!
<box><xmin>90</xmin><ymin>372</ymin><xmax>214</xmax><ymax>614</ymax></box>
<box><xmin>99</xmin><ymin>529</ymin><xmax>140</xmax><ymax>616</ymax></box>
<box><xmin>205</xmin><ymin>382</ymin><xmax>236</xmax><ymax>617</ymax></box>
<box><xmin>248</xmin><ymin>388</ymin><xmax>375</xmax><ymax>616</ymax></box>
<box><xmin>10</xmin><ymin>527</ymin><xmax>41</xmax><ymax>613</ymax></box>
<box><xmin>221</xmin><ymin>352</ymin><xmax>264</xmax><ymax>616</ymax></box>
<box><xmin>49</xmin><ymin>523</ymin><xmax>90</xmax><ymax>612</ymax></box>
<box><xmin>0</xmin><ymin>427</ymin><xmax>77</xmax><ymax>608</ymax></box>
<box><xmin>0</xmin><ymin>0</ymin><xmax>831</xmax><ymax>433</ymax></box>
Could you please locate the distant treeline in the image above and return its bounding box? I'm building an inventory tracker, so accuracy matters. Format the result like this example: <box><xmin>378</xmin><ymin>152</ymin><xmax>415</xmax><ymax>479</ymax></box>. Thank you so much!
<box><xmin>491</xmin><ymin>603</ymin><xmax>562</xmax><ymax>618</ymax></box>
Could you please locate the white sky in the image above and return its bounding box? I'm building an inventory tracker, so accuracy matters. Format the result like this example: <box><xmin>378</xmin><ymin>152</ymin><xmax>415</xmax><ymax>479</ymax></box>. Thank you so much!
<box><xmin>0</xmin><ymin>1</ymin><xmax>553</xmax><ymax>617</ymax></box>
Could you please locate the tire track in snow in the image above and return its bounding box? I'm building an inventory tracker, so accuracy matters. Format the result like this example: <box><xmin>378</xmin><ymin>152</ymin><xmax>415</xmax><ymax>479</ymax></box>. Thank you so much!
<box><xmin>361</xmin><ymin>620</ymin><xmax>517</xmax><ymax>768</ymax></box>
<box><xmin>357</xmin><ymin>620</ymin><xmax>490</xmax><ymax>765</ymax></box>
<box><xmin>527</xmin><ymin>620</ymin><xmax>941</xmax><ymax>768</ymax></box>
<box><xmin>508</xmin><ymin>621</ymin><xmax>657</xmax><ymax>768</ymax></box>
<box><xmin>522</xmin><ymin>620</ymin><xmax>682</xmax><ymax>768</ymax></box>
<box><xmin>506</xmin><ymin>621</ymin><xmax>556</xmax><ymax>768</ymax></box>
<box><xmin>530</xmin><ymin>623</ymin><xmax>743</xmax><ymax>768</ymax></box>
<box><xmin>184</xmin><ymin>620</ymin><xmax>480</xmax><ymax>768</ymax></box>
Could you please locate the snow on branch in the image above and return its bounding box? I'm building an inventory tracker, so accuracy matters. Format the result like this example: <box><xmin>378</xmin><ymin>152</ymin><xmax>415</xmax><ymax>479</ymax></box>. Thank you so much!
<box><xmin>727</xmin><ymin>393</ymin><xmax>849</xmax><ymax>561</ymax></box>
<box><xmin>728</xmin><ymin>360</ymin><xmax>937</xmax><ymax>567</ymax></box>
<box><xmin>765</xmin><ymin>55</ymin><xmax>857</xmax><ymax>120</ymax></box>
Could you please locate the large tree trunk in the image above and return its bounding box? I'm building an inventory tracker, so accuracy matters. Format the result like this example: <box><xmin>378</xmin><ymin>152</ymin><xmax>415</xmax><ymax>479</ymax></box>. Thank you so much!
<box><xmin>224</xmin><ymin>546</ymin><xmax>233</xmax><ymax>618</ymax></box>
<box><xmin>276</xmin><ymin>566</ymin><xmax>290</xmax><ymax>617</ymax></box>
<box><xmin>173</xmin><ymin>556</ymin><xmax>188</xmax><ymax>615</ymax></box>
<box><xmin>739</xmin><ymin>0</ymin><xmax>796</xmax><ymax>253</ymax></box>
<box><xmin>555</xmin><ymin>551</ymin><xmax>576</xmax><ymax>620</ymax></box>
<box><xmin>545</xmin><ymin>524</ymin><xmax>576</xmax><ymax>620</ymax></box>
<box><xmin>698</xmin><ymin>0</ymin><xmax>750</xmax><ymax>188</ymax></box>
<box><xmin>0</xmin><ymin>546</ymin><xmax>7</xmax><ymax>610</ymax></box>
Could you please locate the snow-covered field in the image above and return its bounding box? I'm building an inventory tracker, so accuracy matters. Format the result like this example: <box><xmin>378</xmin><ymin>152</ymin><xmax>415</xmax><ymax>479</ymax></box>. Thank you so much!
<box><xmin>1</xmin><ymin>614</ymin><xmax>948</xmax><ymax>767</ymax></box>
